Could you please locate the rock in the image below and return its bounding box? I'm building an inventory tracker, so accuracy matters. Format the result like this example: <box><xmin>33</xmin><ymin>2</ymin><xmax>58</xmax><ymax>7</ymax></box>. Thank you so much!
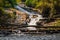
<box><xmin>26</xmin><ymin>27</ymin><xmax>37</xmax><ymax>31</ymax></box>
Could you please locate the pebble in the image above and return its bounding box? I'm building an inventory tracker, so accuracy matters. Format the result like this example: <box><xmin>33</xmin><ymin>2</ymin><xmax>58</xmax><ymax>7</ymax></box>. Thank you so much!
<box><xmin>0</xmin><ymin>34</ymin><xmax>59</xmax><ymax>40</ymax></box>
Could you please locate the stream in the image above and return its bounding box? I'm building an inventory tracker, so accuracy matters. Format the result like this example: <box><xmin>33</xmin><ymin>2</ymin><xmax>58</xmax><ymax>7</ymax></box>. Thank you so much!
<box><xmin>0</xmin><ymin>5</ymin><xmax>60</xmax><ymax>40</ymax></box>
<box><xmin>0</xmin><ymin>34</ymin><xmax>60</xmax><ymax>40</ymax></box>
<box><xmin>15</xmin><ymin>5</ymin><xmax>44</xmax><ymax>25</ymax></box>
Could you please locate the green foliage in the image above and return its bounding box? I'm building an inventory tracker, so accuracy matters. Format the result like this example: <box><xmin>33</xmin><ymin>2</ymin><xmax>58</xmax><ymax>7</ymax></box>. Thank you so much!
<box><xmin>51</xmin><ymin>20</ymin><xmax>60</xmax><ymax>26</ymax></box>
<box><xmin>0</xmin><ymin>0</ymin><xmax>22</xmax><ymax>8</ymax></box>
<box><xmin>0</xmin><ymin>0</ymin><xmax>4</xmax><ymax>7</ymax></box>
<box><xmin>16</xmin><ymin>0</ymin><xmax>21</xmax><ymax>3</ymax></box>
<box><xmin>0</xmin><ymin>0</ymin><xmax>17</xmax><ymax>8</ymax></box>
<box><xmin>25</xmin><ymin>0</ymin><xmax>38</xmax><ymax>7</ymax></box>
<box><xmin>0</xmin><ymin>7</ymin><xmax>16</xmax><ymax>23</ymax></box>
<box><xmin>5</xmin><ymin>0</ymin><xmax>17</xmax><ymax>8</ymax></box>
<box><xmin>0</xmin><ymin>7</ymin><xmax>10</xmax><ymax>23</ymax></box>
<box><xmin>21</xmin><ymin>0</ymin><xmax>26</xmax><ymax>2</ymax></box>
<box><xmin>25</xmin><ymin>0</ymin><xmax>60</xmax><ymax>19</ymax></box>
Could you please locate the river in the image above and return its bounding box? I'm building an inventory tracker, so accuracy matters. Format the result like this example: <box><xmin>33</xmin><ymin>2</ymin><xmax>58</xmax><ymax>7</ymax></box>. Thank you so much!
<box><xmin>1</xmin><ymin>5</ymin><xmax>59</xmax><ymax>40</ymax></box>
<box><xmin>0</xmin><ymin>34</ymin><xmax>60</xmax><ymax>40</ymax></box>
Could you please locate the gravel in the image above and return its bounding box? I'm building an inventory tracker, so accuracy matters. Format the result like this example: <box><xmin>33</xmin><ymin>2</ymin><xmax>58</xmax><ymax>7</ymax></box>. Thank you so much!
<box><xmin>0</xmin><ymin>33</ymin><xmax>60</xmax><ymax>40</ymax></box>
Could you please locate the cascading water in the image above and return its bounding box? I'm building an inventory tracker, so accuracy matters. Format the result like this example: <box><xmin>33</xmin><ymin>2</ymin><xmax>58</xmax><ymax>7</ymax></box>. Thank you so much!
<box><xmin>15</xmin><ymin>5</ymin><xmax>43</xmax><ymax>25</ymax></box>
<box><xmin>28</xmin><ymin>14</ymin><xmax>43</xmax><ymax>25</ymax></box>
<box><xmin>15</xmin><ymin>5</ymin><xmax>31</xmax><ymax>15</ymax></box>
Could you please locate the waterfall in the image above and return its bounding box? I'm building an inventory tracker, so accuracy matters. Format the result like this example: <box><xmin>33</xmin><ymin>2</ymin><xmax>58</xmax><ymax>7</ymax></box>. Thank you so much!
<box><xmin>28</xmin><ymin>14</ymin><xmax>43</xmax><ymax>25</ymax></box>
<box><xmin>15</xmin><ymin>5</ymin><xmax>31</xmax><ymax>15</ymax></box>
<box><xmin>15</xmin><ymin>5</ymin><xmax>44</xmax><ymax>25</ymax></box>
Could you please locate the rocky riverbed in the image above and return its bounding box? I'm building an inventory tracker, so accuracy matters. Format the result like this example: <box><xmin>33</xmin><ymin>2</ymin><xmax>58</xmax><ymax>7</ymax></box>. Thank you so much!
<box><xmin>0</xmin><ymin>33</ymin><xmax>60</xmax><ymax>40</ymax></box>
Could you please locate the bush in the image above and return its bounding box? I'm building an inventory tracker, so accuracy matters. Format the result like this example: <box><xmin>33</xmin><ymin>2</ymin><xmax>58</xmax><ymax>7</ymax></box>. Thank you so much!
<box><xmin>0</xmin><ymin>7</ymin><xmax>16</xmax><ymax>24</ymax></box>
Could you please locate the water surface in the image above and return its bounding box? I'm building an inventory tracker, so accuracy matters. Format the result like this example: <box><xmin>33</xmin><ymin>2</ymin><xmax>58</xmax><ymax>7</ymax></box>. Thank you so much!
<box><xmin>0</xmin><ymin>34</ymin><xmax>60</xmax><ymax>40</ymax></box>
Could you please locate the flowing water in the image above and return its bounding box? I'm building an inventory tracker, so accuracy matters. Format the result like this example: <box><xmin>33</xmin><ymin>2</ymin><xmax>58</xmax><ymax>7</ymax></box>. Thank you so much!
<box><xmin>0</xmin><ymin>34</ymin><xmax>60</xmax><ymax>40</ymax></box>
<box><xmin>15</xmin><ymin>6</ymin><xmax>31</xmax><ymax>15</ymax></box>
<box><xmin>15</xmin><ymin>5</ymin><xmax>44</xmax><ymax>25</ymax></box>
<box><xmin>2</xmin><ymin>5</ymin><xmax>59</xmax><ymax>40</ymax></box>
<box><xmin>28</xmin><ymin>14</ymin><xmax>43</xmax><ymax>25</ymax></box>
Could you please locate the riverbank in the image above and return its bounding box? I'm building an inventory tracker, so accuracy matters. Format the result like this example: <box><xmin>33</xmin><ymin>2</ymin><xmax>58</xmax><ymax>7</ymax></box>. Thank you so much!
<box><xmin>44</xmin><ymin>19</ymin><xmax>60</xmax><ymax>26</ymax></box>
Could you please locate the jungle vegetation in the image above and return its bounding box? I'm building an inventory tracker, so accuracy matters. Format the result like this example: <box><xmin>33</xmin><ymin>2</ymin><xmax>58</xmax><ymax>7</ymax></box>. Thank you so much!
<box><xmin>0</xmin><ymin>0</ymin><xmax>60</xmax><ymax>26</ymax></box>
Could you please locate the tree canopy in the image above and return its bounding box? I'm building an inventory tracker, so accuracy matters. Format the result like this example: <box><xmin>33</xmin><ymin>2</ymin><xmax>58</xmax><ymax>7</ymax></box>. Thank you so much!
<box><xmin>25</xmin><ymin>0</ymin><xmax>60</xmax><ymax>18</ymax></box>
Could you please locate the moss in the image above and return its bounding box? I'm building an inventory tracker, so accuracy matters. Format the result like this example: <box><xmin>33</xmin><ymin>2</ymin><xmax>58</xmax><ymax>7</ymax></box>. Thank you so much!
<box><xmin>52</xmin><ymin>20</ymin><xmax>60</xmax><ymax>26</ymax></box>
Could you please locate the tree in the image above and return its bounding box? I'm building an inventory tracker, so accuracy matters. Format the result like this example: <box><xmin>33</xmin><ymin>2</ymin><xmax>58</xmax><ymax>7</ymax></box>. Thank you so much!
<box><xmin>0</xmin><ymin>0</ymin><xmax>18</xmax><ymax>8</ymax></box>
<box><xmin>0</xmin><ymin>0</ymin><xmax>4</xmax><ymax>7</ymax></box>
<box><xmin>16</xmin><ymin>0</ymin><xmax>22</xmax><ymax>4</ymax></box>
<box><xmin>21</xmin><ymin>0</ymin><xmax>26</xmax><ymax>2</ymax></box>
<box><xmin>0</xmin><ymin>7</ymin><xmax>16</xmax><ymax>24</ymax></box>
<box><xmin>25</xmin><ymin>0</ymin><xmax>38</xmax><ymax>8</ymax></box>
